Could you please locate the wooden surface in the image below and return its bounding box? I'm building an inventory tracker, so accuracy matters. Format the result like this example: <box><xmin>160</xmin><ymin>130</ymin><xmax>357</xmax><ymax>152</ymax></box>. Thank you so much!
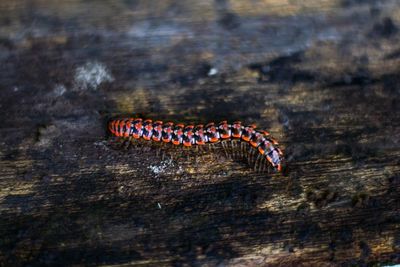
<box><xmin>0</xmin><ymin>0</ymin><xmax>400</xmax><ymax>266</ymax></box>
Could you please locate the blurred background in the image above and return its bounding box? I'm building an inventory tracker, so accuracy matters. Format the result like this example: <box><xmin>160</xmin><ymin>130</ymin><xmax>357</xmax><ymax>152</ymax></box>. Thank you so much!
<box><xmin>0</xmin><ymin>0</ymin><xmax>399</xmax><ymax>266</ymax></box>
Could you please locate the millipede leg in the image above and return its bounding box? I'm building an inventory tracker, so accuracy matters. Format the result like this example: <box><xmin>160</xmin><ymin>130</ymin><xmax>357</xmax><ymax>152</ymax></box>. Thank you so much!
<box><xmin>235</xmin><ymin>140</ymin><xmax>240</xmax><ymax>159</ymax></box>
<box><xmin>221</xmin><ymin>141</ymin><xmax>229</xmax><ymax>159</ymax></box>
<box><xmin>245</xmin><ymin>143</ymin><xmax>250</xmax><ymax>161</ymax></box>
<box><xmin>123</xmin><ymin>138</ymin><xmax>132</xmax><ymax>149</ymax></box>
<box><xmin>108</xmin><ymin>137</ymin><xmax>123</xmax><ymax>149</ymax></box>
<box><xmin>229</xmin><ymin>141</ymin><xmax>234</xmax><ymax>159</ymax></box>
<box><xmin>156</xmin><ymin>145</ymin><xmax>161</xmax><ymax>157</ymax></box>
<box><xmin>197</xmin><ymin>145</ymin><xmax>206</xmax><ymax>163</ymax></box>
<box><xmin>259</xmin><ymin>156</ymin><xmax>266</xmax><ymax>173</ymax></box>
<box><xmin>252</xmin><ymin>149</ymin><xmax>258</xmax><ymax>165</ymax></box>
<box><xmin>236</xmin><ymin>141</ymin><xmax>241</xmax><ymax>159</ymax></box>
<box><xmin>185</xmin><ymin>147</ymin><xmax>190</xmax><ymax>161</ymax></box>
<box><xmin>225</xmin><ymin>141</ymin><xmax>229</xmax><ymax>159</ymax></box>
<box><xmin>231</xmin><ymin>140</ymin><xmax>237</xmax><ymax>159</ymax></box>
<box><xmin>240</xmin><ymin>142</ymin><xmax>244</xmax><ymax>159</ymax></box>
<box><xmin>199</xmin><ymin>151</ymin><xmax>207</xmax><ymax>164</ymax></box>
<box><xmin>208</xmin><ymin>143</ymin><xmax>214</xmax><ymax>153</ymax></box>
<box><xmin>261</xmin><ymin>157</ymin><xmax>266</xmax><ymax>173</ymax></box>
<box><xmin>256</xmin><ymin>155</ymin><xmax>262</xmax><ymax>172</ymax></box>
<box><xmin>116</xmin><ymin>138</ymin><xmax>126</xmax><ymax>148</ymax></box>
<box><xmin>254</xmin><ymin>154</ymin><xmax>262</xmax><ymax>172</ymax></box>
<box><xmin>248</xmin><ymin>147</ymin><xmax>256</xmax><ymax>166</ymax></box>
<box><xmin>247</xmin><ymin>146</ymin><xmax>253</xmax><ymax>165</ymax></box>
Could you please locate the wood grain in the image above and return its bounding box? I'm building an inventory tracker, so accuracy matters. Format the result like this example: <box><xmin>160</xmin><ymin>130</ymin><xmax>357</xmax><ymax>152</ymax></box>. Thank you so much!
<box><xmin>0</xmin><ymin>0</ymin><xmax>399</xmax><ymax>266</ymax></box>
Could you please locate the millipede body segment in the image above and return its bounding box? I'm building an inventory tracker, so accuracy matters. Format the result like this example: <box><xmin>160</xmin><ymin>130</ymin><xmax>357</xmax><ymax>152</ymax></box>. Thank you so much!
<box><xmin>108</xmin><ymin>118</ymin><xmax>284</xmax><ymax>171</ymax></box>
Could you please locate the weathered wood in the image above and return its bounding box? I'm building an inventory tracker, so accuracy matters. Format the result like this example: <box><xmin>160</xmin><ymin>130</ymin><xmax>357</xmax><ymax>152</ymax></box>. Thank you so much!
<box><xmin>0</xmin><ymin>0</ymin><xmax>399</xmax><ymax>266</ymax></box>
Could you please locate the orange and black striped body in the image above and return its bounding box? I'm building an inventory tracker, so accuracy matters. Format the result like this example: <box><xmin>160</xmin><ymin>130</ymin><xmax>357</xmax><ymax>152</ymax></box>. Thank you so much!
<box><xmin>108</xmin><ymin>118</ymin><xmax>284</xmax><ymax>171</ymax></box>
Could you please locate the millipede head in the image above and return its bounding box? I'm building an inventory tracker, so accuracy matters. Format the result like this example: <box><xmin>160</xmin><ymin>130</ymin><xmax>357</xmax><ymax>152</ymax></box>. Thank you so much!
<box><xmin>265</xmin><ymin>148</ymin><xmax>283</xmax><ymax>172</ymax></box>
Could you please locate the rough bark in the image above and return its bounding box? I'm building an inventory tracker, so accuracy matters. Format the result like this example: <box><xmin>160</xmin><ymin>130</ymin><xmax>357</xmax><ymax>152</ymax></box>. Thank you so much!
<box><xmin>0</xmin><ymin>0</ymin><xmax>399</xmax><ymax>266</ymax></box>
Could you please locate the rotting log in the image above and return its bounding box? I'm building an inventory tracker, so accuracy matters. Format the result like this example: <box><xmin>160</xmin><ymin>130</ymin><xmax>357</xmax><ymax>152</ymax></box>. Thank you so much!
<box><xmin>0</xmin><ymin>0</ymin><xmax>399</xmax><ymax>266</ymax></box>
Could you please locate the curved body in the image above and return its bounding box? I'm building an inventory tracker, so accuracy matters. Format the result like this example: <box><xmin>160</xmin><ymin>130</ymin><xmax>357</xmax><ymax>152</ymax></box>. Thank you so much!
<box><xmin>109</xmin><ymin>118</ymin><xmax>284</xmax><ymax>171</ymax></box>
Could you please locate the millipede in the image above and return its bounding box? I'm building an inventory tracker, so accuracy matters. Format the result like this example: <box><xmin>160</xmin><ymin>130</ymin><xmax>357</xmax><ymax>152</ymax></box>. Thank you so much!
<box><xmin>108</xmin><ymin>118</ymin><xmax>284</xmax><ymax>172</ymax></box>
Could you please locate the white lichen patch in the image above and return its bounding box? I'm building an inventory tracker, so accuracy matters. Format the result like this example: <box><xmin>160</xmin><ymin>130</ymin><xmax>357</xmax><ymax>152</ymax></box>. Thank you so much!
<box><xmin>74</xmin><ymin>61</ymin><xmax>114</xmax><ymax>90</ymax></box>
<box><xmin>148</xmin><ymin>159</ymin><xmax>174</xmax><ymax>175</ymax></box>
<box><xmin>53</xmin><ymin>84</ymin><xmax>67</xmax><ymax>96</ymax></box>
<box><xmin>148</xmin><ymin>159</ymin><xmax>185</xmax><ymax>177</ymax></box>
<box><xmin>208</xmin><ymin>67</ymin><xmax>218</xmax><ymax>76</ymax></box>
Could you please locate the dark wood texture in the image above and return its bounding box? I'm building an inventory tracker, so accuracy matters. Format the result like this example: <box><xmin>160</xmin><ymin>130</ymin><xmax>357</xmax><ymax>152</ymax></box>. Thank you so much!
<box><xmin>0</xmin><ymin>0</ymin><xmax>399</xmax><ymax>266</ymax></box>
